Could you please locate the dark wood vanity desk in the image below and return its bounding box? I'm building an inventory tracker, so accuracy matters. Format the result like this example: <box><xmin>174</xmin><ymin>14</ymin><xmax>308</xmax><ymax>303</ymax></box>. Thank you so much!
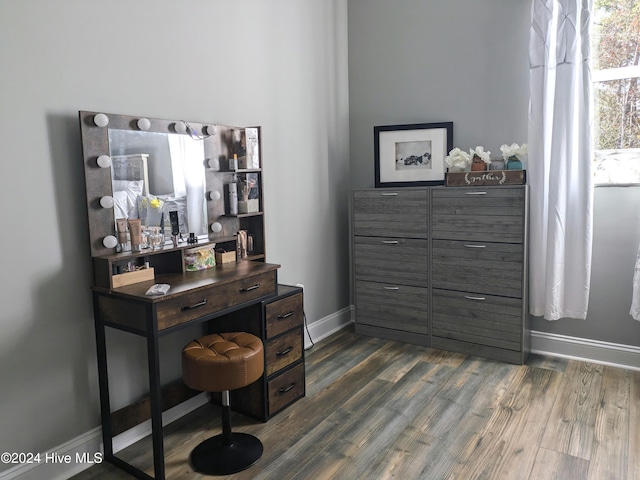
<box><xmin>80</xmin><ymin>111</ymin><xmax>305</xmax><ymax>479</ymax></box>
<box><xmin>93</xmin><ymin>260</ymin><xmax>306</xmax><ymax>480</ymax></box>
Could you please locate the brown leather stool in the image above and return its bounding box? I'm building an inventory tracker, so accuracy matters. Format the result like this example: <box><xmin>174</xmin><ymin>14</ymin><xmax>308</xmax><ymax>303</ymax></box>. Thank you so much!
<box><xmin>182</xmin><ymin>332</ymin><xmax>264</xmax><ymax>475</ymax></box>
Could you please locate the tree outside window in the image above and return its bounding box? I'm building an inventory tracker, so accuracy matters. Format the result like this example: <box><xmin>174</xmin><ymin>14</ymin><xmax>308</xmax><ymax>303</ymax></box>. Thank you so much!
<box><xmin>592</xmin><ymin>0</ymin><xmax>640</xmax><ymax>184</ymax></box>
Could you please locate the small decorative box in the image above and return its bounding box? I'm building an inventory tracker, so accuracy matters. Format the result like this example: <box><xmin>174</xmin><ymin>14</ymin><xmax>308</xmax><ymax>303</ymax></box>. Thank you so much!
<box><xmin>238</xmin><ymin>199</ymin><xmax>259</xmax><ymax>214</ymax></box>
<box><xmin>215</xmin><ymin>250</ymin><xmax>236</xmax><ymax>264</ymax></box>
<box><xmin>445</xmin><ymin>169</ymin><xmax>526</xmax><ymax>187</ymax></box>
<box><xmin>184</xmin><ymin>245</ymin><xmax>216</xmax><ymax>271</ymax></box>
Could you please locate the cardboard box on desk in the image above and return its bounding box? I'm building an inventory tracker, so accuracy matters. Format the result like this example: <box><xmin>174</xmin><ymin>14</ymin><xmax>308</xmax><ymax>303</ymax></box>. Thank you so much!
<box><xmin>215</xmin><ymin>251</ymin><xmax>236</xmax><ymax>264</ymax></box>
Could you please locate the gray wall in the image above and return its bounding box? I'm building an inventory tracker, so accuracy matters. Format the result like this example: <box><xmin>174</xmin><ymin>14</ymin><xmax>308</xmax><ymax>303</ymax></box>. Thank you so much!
<box><xmin>0</xmin><ymin>0</ymin><xmax>350</xmax><ymax>468</ymax></box>
<box><xmin>348</xmin><ymin>0</ymin><xmax>640</xmax><ymax>346</ymax></box>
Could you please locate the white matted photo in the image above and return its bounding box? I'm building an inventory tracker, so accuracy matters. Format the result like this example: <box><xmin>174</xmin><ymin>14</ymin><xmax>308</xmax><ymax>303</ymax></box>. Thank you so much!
<box><xmin>374</xmin><ymin>122</ymin><xmax>453</xmax><ymax>187</ymax></box>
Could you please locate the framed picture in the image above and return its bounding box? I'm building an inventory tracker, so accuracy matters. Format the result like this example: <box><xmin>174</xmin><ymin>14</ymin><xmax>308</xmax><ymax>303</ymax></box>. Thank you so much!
<box><xmin>374</xmin><ymin>122</ymin><xmax>453</xmax><ymax>188</ymax></box>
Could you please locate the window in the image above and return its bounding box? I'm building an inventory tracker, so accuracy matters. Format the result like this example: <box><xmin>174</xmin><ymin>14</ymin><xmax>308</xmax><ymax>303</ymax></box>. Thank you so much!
<box><xmin>591</xmin><ymin>0</ymin><xmax>640</xmax><ymax>185</ymax></box>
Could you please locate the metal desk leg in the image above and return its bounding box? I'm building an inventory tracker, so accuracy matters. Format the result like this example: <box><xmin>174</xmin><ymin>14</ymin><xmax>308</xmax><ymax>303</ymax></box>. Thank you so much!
<box><xmin>93</xmin><ymin>295</ymin><xmax>113</xmax><ymax>459</ymax></box>
<box><xmin>147</xmin><ymin>317</ymin><xmax>165</xmax><ymax>480</ymax></box>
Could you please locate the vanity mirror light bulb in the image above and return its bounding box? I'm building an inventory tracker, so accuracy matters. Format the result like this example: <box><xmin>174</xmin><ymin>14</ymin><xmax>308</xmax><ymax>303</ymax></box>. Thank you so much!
<box><xmin>205</xmin><ymin>125</ymin><xmax>217</xmax><ymax>136</ymax></box>
<box><xmin>210</xmin><ymin>222</ymin><xmax>222</xmax><ymax>233</ymax></box>
<box><xmin>137</xmin><ymin>117</ymin><xmax>151</xmax><ymax>131</ymax></box>
<box><xmin>207</xmin><ymin>158</ymin><xmax>219</xmax><ymax>169</ymax></box>
<box><xmin>208</xmin><ymin>190</ymin><xmax>221</xmax><ymax>201</ymax></box>
<box><xmin>102</xmin><ymin>235</ymin><xmax>118</xmax><ymax>248</ymax></box>
<box><xmin>93</xmin><ymin>113</ymin><xmax>109</xmax><ymax>127</ymax></box>
<box><xmin>174</xmin><ymin>121</ymin><xmax>187</xmax><ymax>134</ymax></box>
<box><xmin>96</xmin><ymin>155</ymin><xmax>112</xmax><ymax>168</ymax></box>
<box><xmin>100</xmin><ymin>195</ymin><xmax>115</xmax><ymax>209</ymax></box>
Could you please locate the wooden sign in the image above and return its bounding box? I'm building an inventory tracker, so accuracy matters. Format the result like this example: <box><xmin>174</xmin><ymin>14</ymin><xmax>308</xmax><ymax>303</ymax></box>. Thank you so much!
<box><xmin>445</xmin><ymin>169</ymin><xmax>526</xmax><ymax>187</ymax></box>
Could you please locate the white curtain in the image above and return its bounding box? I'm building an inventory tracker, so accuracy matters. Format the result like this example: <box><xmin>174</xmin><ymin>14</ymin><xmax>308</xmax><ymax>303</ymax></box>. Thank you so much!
<box><xmin>528</xmin><ymin>0</ymin><xmax>594</xmax><ymax>320</ymax></box>
<box><xmin>167</xmin><ymin>135</ymin><xmax>208</xmax><ymax>235</ymax></box>
<box><xmin>631</xmin><ymin>244</ymin><xmax>640</xmax><ymax>320</ymax></box>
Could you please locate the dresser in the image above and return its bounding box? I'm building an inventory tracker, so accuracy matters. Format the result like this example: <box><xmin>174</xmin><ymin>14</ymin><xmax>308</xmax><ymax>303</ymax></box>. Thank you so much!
<box><xmin>353</xmin><ymin>188</ymin><xmax>430</xmax><ymax>346</ymax></box>
<box><xmin>352</xmin><ymin>185</ymin><xmax>529</xmax><ymax>364</ymax></box>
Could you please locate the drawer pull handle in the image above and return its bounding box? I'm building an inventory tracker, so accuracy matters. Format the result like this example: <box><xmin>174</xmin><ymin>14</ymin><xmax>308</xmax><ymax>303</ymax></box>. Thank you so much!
<box><xmin>181</xmin><ymin>299</ymin><xmax>208</xmax><ymax>311</ymax></box>
<box><xmin>383</xmin><ymin>286</ymin><xmax>400</xmax><ymax>290</ymax></box>
<box><xmin>279</xmin><ymin>383</ymin><xmax>296</xmax><ymax>393</ymax></box>
<box><xmin>381</xmin><ymin>192</ymin><xmax>398</xmax><ymax>196</ymax></box>
<box><xmin>382</xmin><ymin>240</ymin><xmax>399</xmax><ymax>244</ymax></box>
<box><xmin>240</xmin><ymin>284</ymin><xmax>260</xmax><ymax>293</ymax></box>
<box><xmin>277</xmin><ymin>347</ymin><xmax>294</xmax><ymax>356</ymax></box>
<box><xmin>277</xmin><ymin>311</ymin><xmax>295</xmax><ymax>319</ymax></box>
<box><xmin>464</xmin><ymin>244</ymin><xmax>487</xmax><ymax>248</ymax></box>
<box><xmin>464</xmin><ymin>295</ymin><xmax>486</xmax><ymax>301</ymax></box>
<box><xmin>465</xmin><ymin>191</ymin><xmax>487</xmax><ymax>195</ymax></box>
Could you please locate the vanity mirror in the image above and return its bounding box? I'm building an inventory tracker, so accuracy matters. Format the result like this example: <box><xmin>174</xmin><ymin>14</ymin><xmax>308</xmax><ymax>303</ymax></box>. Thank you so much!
<box><xmin>80</xmin><ymin>110</ymin><xmax>265</xmax><ymax>264</ymax></box>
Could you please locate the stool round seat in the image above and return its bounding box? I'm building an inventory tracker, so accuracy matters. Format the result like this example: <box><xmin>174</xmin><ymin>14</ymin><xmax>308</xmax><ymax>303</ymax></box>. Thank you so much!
<box><xmin>182</xmin><ymin>332</ymin><xmax>264</xmax><ymax>476</ymax></box>
<box><xmin>182</xmin><ymin>332</ymin><xmax>264</xmax><ymax>393</ymax></box>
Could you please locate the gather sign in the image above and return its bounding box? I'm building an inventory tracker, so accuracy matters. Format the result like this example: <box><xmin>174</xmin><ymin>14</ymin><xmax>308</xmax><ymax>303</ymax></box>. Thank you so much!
<box><xmin>445</xmin><ymin>170</ymin><xmax>526</xmax><ymax>187</ymax></box>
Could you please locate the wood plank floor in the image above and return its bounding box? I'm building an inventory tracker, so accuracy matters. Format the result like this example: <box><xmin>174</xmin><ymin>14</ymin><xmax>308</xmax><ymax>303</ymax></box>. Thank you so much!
<box><xmin>72</xmin><ymin>326</ymin><xmax>639</xmax><ymax>480</ymax></box>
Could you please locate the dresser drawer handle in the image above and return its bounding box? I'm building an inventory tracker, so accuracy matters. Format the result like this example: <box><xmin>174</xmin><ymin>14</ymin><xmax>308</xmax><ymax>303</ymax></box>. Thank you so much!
<box><xmin>383</xmin><ymin>286</ymin><xmax>400</xmax><ymax>290</ymax></box>
<box><xmin>381</xmin><ymin>192</ymin><xmax>398</xmax><ymax>196</ymax></box>
<box><xmin>464</xmin><ymin>295</ymin><xmax>486</xmax><ymax>301</ymax></box>
<box><xmin>465</xmin><ymin>191</ymin><xmax>487</xmax><ymax>195</ymax></box>
<box><xmin>382</xmin><ymin>240</ymin><xmax>399</xmax><ymax>244</ymax></box>
<box><xmin>464</xmin><ymin>244</ymin><xmax>487</xmax><ymax>248</ymax></box>
<box><xmin>277</xmin><ymin>311</ymin><xmax>295</xmax><ymax>319</ymax></box>
<box><xmin>240</xmin><ymin>284</ymin><xmax>260</xmax><ymax>293</ymax></box>
<box><xmin>181</xmin><ymin>299</ymin><xmax>208</xmax><ymax>311</ymax></box>
<box><xmin>279</xmin><ymin>383</ymin><xmax>296</xmax><ymax>393</ymax></box>
<box><xmin>277</xmin><ymin>346</ymin><xmax>294</xmax><ymax>356</ymax></box>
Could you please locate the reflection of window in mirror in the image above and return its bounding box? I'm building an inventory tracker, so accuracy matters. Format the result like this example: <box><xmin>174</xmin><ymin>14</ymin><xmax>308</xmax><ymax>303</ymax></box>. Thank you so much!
<box><xmin>108</xmin><ymin>129</ymin><xmax>207</xmax><ymax>236</ymax></box>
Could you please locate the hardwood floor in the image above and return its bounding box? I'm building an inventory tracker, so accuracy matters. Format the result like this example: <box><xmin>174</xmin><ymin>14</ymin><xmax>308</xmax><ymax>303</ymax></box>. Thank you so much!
<box><xmin>72</xmin><ymin>327</ymin><xmax>639</xmax><ymax>480</ymax></box>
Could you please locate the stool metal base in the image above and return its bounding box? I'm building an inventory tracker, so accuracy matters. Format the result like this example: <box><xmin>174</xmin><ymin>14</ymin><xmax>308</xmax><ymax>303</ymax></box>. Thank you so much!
<box><xmin>190</xmin><ymin>432</ymin><xmax>263</xmax><ymax>475</ymax></box>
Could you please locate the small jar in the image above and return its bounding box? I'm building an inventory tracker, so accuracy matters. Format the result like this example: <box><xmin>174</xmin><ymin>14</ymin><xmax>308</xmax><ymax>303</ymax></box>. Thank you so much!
<box><xmin>507</xmin><ymin>155</ymin><xmax>523</xmax><ymax>170</ymax></box>
<box><xmin>471</xmin><ymin>155</ymin><xmax>487</xmax><ymax>171</ymax></box>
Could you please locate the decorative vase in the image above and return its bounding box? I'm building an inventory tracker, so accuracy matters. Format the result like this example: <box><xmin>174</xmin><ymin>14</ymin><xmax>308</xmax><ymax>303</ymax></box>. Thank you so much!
<box><xmin>506</xmin><ymin>156</ymin><xmax>523</xmax><ymax>170</ymax></box>
<box><xmin>489</xmin><ymin>160</ymin><xmax>505</xmax><ymax>171</ymax></box>
<box><xmin>471</xmin><ymin>155</ymin><xmax>487</xmax><ymax>171</ymax></box>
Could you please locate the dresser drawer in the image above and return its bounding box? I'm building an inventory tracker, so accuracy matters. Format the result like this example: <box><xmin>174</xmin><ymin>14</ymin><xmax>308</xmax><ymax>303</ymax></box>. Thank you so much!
<box><xmin>354</xmin><ymin>236</ymin><xmax>428</xmax><ymax>287</ymax></box>
<box><xmin>265</xmin><ymin>328</ymin><xmax>303</xmax><ymax>376</ymax></box>
<box><xmin>432</xmin><ymin>239</ymin><xmax>523</xmax><ymax>298</ymax></box>
<box><xmin>156</xmin><ymin>271</ymin><xmax>276</xmax><ymax>330</ymax></box>
<box><xmin>431</xmin><ymin>187</ymin><xmax>526</xmax><ymax>243</ymax></box>
<box><xmin>268</xmin><ymin>363</ymin><xmax>305</xmax><ymax>416</ymax></box>
<box><xmin>432</xmin><ymin>288</ymin><xmax>523</xmax><ymax>351</ymax></box>
<box><xmin>355</xmin><ymin>280</ymin><xmax>428</xmax><ymax>335</ymax></box>
<box><xmin>265</xmin><ymin>292</ymin><xmax>303</xmax><ymax>339</ymax></box>
<box><xmin>353</xmin><ymin>188</ymin><xmax>428</xmax><ymax>239</ymax></box>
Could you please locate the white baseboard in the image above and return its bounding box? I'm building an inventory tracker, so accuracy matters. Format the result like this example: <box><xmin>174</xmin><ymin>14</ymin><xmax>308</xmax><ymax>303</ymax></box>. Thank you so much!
<box><xmin>0</xmin><ymin>393</ymin><xmax>208</xmax><ymax>480</ymax></box>
<box><xmin>304</xmin><ymin>305</ymin><xmax>354</xmax><ymax>349</ymax></box>
<box><xmin>531</xmin><ymin>330</ymin><xmax>640</xmax><ymax>371</ymax></box>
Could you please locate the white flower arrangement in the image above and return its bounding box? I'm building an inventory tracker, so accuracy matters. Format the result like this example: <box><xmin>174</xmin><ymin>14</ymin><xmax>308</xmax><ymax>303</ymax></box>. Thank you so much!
<box><xmin>470</xmin><ymin>146</ymin><xmax>492</xmax><ymax>164</ymax></box>
<box><xmin>500</xmin><ymin>143</ymin><xmax>528</xmax><ymax>161</ymax></box>
<box><xmin>444</xmin><ymin>147</ymin><xmax>471</xmax><ymax>170</ymax></box>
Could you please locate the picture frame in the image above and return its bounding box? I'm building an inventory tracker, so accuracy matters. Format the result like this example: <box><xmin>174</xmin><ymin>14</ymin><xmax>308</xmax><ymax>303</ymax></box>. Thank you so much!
<box><xmin>374</xmin><ymin>122</ymin><xmax>453</xmax><ymax>188</ymax></box>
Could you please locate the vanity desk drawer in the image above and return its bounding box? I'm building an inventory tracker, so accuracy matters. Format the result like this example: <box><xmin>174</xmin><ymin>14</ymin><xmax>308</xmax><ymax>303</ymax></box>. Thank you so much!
<box><xmin>265</xmin><ymin>328</ymin><xmax>303</xmax><ymax>376</ymax></box>
<box><xmin>265</xmin><ymin>292</ymin><xmax>304</xmax><ymax>339</ymax></box>
<box><xmin>156</xmin><ymin>271</ymin><xmax>276</xmax><ymax>330</ymax></box>
<box><xmin>208</xmin><ymin>284</ymin><xmax>305</xmax><ymax>421</ymax></box>
<box><xmin>268</xmin><ymin>362</ymin><xmax>305</xmax><ymax>416</ymax></box>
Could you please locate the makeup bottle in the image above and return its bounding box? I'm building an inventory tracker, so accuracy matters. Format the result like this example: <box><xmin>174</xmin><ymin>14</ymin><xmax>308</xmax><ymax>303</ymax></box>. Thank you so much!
<box><xmin>169</xmin><ymin>211</ymin><xmax>180</xmax><ymax>247</ymax></box>
<box><xmin>128</xmin><ymin>218</ymin><xmax>142</xmax><ymax>252</ymax></box>
<box><xmin>116</xmin><ymin>218</ymin><xmax>128</xmax><ymax>251</ymax></box>
<box><xmin>227</xmin><ymin>182</ymin><xmax>238</xmax><ymax>215</ymax></box>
